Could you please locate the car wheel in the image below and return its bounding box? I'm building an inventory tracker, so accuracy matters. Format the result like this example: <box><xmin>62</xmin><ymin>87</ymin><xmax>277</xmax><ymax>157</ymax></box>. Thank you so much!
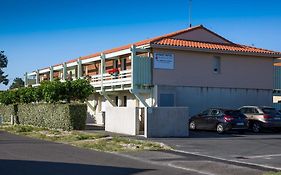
<box><xmin>216</xmin><ymin>123</ymin><xmax>225</xmax><ymax>134</ymax></box>
<box><xmin>189</xmin><ymin>121</ymin><xmax>196</xmax><ymax>130</ymax></box>
<box><xmin>252</xmin><ymin>122</ymin><xmax>261</xmax><ymax>133</ymax></box>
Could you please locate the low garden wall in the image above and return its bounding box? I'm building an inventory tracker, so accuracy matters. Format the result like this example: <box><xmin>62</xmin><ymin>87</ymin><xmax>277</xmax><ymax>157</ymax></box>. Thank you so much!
<box><xmin>0</xmin><ymin>104</ymin><xmax>15</xmax><ymax>123</ymax></box>
<box><xmin>18</xmin><ymin>103</ymin><xmax>87</xmax><ymax>130</ymax></box>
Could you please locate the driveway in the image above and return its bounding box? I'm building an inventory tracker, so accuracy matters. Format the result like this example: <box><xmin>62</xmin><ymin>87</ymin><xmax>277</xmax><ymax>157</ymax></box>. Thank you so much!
<box><xmin>152</xmin><ymin>131</ymin><xmax>281</xmax><ymax>170</ymax></box>
<box><xmin>0</xmin><ymin>131</ymin><xmax>191</xmax><ymax>175</ymax></box>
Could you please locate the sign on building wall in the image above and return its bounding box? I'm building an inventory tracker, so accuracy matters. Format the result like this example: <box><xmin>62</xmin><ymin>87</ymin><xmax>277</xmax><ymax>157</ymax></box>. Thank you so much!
<box><xmin>154</xmin><ymin>53</ymin><xmax>174</xmax><ymax>69</ymax></box>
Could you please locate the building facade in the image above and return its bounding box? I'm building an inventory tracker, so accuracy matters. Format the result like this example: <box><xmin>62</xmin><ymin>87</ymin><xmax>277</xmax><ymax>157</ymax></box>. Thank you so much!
<box><xmin>26</xmin><ymin>25</ymin><xmax>281</xmax><ymax>132</ymax></box>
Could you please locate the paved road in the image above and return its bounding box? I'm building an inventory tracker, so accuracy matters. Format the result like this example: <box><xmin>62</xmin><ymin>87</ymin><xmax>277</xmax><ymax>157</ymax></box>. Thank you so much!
<box><xmin>152</xmin><ymin>131</ymin><xmax>281</xmax><ymax>170</ymax></box>
<box><xmin>0</xmin><ymin>131</ymin><xmax>191</xmax><ymax>175</ymax></box>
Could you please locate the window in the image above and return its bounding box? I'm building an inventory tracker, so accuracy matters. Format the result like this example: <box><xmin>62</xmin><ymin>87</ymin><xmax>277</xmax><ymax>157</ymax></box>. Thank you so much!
<box><xmin>210</xmin><ymin>109</ymin><xmax>220</xmax><ymax>116</ymax></box>
<box><xmin>123</xmin><ymin>96</ymin><xmax>127</xmax><ymax>107</ymax></box>
<box><xmin>201</xmin><ymin>110</ymin><xmax>210</xmax><ymax>116</ymax></box>
<box><xmin>213</xmin><ymin>56</ymin><xmax>221</xmax><ymax>74</ymax></box>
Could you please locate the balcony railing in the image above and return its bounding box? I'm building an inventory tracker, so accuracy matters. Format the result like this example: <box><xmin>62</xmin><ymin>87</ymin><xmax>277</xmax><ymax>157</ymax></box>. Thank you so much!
<box><xmin>91</xmin><ymin>69</ymin><xmax>132</xmax><ymax>91</ymax></box>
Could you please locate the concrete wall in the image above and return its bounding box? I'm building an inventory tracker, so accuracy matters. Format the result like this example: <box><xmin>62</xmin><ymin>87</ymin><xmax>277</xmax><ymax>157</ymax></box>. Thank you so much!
<box><xmin>157</xmin><ymin>85</ymin><xmax>272</xmax><ymax>116</ymax></box>
<box><xmin>152</xmin><ymin>49</ymin><xmax>274</xmax><ymax>90</ymax></box>
<box><xmin>145</xmin><ymin>107</ymin><xmax>189</xmax><ymax>138</ymax></box>
<box><xmin>105</xmin><ymin>107</ymin><xmax>138</xmax><ymax>135</ymax></box>
<box><xmin>87</xmin><ymin>91</ymin><xmax>139</xmax><ymax>125</ymax></box>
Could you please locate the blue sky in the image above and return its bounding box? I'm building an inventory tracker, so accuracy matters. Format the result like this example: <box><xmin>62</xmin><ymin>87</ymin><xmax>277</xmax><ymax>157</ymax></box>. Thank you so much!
<box><xmin>0</xmin><ymin>0</ymin><xmax>281</xmax><ymax>89</ymax></box>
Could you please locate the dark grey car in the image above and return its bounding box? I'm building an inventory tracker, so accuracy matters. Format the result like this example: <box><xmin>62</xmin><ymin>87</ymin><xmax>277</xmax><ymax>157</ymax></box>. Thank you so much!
<box><xmin>189</xmin><ymin>108</ymin><xmax>248</xmax><ymax>134</ymax></box>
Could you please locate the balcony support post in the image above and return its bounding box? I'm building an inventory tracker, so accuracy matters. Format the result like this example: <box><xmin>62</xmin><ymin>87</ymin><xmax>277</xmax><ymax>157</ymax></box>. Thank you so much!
<box><xmin>36</xmin><ymin>69</ymin><xmax>39</xmax><ymax>85</ymax></box>
<box><xmin>130</xmin><ymin>45</ymin><xmax>136</xmax><ymax>90</ymax></box>
<box><xmin>24</xmin><ymin>72</ymin><xmax>28</xmax><ymax>87</ymax></box>
<box><xmin>63</xmin><ymin>62</ymin><xmax>67</xmax><ymax>81</ymax></box>
<box><xmin>100</xmin><ymin>53</ymin><xmax>105</xmax><ymax>92</ymax></box>
<box><xmin>50</xmin><ymin>66</ymin><xmax>54</xmax><ymax>81</ymax></box>
<box><xmin>77</xmin><ymin>59</ymin><xmax>83</xmax><ymax>79</ymax></box>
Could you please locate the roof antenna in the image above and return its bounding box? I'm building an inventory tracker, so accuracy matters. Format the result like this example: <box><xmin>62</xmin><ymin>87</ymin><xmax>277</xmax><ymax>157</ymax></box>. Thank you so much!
<box><xmin>188</xmin><ymin>0</ymin><xmax>192</xmax><ymax>28</ymax></box>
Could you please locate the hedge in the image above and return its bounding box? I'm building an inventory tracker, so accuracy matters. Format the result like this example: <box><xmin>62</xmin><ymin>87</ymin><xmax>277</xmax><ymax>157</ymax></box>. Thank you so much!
<box><xmin>0</xmin><ymin>104</ymin><xmax>15</xmax><ymax>123</ymax></box>
<box><xmin>17</xmin><ymin>103</ymin><xmax>87</xmax><ymax>130</ymax></box>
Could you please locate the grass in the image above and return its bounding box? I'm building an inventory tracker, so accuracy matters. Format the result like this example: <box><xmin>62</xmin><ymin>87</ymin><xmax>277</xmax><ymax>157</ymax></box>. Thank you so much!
<box><xmin>0</xmin><ymin>124</ymin><xmax>170</xmax><ymax>152</ymax></box>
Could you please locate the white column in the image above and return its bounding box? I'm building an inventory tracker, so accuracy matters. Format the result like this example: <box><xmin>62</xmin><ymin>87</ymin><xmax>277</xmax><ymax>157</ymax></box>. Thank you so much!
<box><xmin>130</xmin><ymin>45</ymin><xmax>136</xmax><ymax>90</ymax></box>
<box><xmin>63</xmin><ymin>62</ymin><xmax>67</xmax><ymax>81</ymax></box>
<box><xmin>36</xmin><ymin>70</ymin><xmax>39</xmax><ymax>84</ymax></box>
<box><xmin>24</xmin><ymin>72</ymin><xmax>28</xmax><ymax>87</ymax></box>
<box><xmin>77</xmin><ymin>59</ymin><xmax>82</xmax><ymax>79</ymax></box>
<box><xmin>50</xmin><ymin>66</ymin><xmax>54</xmax><ymax>81</ymax></box>
<box><xmin>100</xmin><ymin>53</ymin><xmax>105</xmax><ymax>92</ymax></box>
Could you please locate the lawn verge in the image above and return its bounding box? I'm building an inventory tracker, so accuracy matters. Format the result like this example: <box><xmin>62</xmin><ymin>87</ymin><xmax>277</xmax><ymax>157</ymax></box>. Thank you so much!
<box><xmin>0</xmin><ymin>124</ymin><xmax>170</xmax><ymax>152</ymax></box>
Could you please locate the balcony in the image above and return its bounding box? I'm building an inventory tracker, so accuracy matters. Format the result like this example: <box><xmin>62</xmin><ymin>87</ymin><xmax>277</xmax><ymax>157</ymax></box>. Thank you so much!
<box><xmin>25</xmin><ymin>45</ymin><xmax>152</xmax><ymax>93</ymax></box>
<box><xmin>91</xmin><ymin>70</ymin><xmax>132</xmax><ymax>92</ymax></box>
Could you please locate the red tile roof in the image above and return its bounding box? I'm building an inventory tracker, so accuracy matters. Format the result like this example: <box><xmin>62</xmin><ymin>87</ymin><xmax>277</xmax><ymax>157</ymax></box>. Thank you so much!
<box><xmin>40</xmin><ymin>25</ymin><xmax>281</xmax><ymax>71</ymax></box>
<box><xmin>153</xmin><ymin>38</ymin><xmax>281</xmax><ymax>55</ymax></box>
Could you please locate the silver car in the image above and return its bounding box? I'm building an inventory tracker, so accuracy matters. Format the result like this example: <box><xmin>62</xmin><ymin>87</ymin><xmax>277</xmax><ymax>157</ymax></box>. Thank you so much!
<box><xmin>239</xmin><ymin>106</ymin><xmax>281</xmax><ymax>133</ymax></box>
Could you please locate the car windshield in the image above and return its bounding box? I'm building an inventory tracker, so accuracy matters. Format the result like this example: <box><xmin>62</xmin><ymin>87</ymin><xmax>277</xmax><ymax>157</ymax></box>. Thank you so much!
<box><xmin>261</xmin><ymin>108</ymin><xmax>280</xmax><ymax>115</ymax></box>
<box><xmin>224</xmin><ymin>110</ymin><xmax>245</xmax><ymax>117</ymax></box>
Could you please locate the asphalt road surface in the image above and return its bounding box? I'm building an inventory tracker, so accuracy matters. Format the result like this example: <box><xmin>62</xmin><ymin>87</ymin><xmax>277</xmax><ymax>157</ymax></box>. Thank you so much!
<box><xmin>0</xmin><ymin>131</ymin><xmax>192</xmax><ymax>175</ymax></box>
<box><xmin>152</xmin><ymin>130</ymin><xmax>281</xmax><ymax>171</ymax></box>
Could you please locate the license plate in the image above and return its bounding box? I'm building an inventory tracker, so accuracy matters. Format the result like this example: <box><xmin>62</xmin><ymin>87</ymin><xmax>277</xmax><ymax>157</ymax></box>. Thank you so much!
<box><xmin>236</xmin><ymin>123</ymin><xmax>244</xmax><ymax>126</ymax></box>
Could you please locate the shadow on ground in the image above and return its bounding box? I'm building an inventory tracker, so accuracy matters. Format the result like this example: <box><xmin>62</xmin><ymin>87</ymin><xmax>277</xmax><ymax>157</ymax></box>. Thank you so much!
<box><xmin>0</xmin><ymin>159</ymin><xmax>152</xmax><ymax>175</ymax></box>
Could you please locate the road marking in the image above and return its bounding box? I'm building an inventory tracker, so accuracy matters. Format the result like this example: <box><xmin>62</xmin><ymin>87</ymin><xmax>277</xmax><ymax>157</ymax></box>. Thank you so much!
<box><xmin>246</xmin><ymin>154</ymin><xmax>281</xmax><ymax>159</ymax></box>
<box><xmin>173</xmin><ymin>149</ymin><xmax>281</xmax><ymax>171</ymax></box>
<box><xmin>112</xmin><ymin>152</ymin><xmax>214</xmax><ymax>175</ymax></box>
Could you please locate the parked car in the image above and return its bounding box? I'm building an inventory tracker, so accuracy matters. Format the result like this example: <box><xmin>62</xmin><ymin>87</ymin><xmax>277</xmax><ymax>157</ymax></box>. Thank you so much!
<box><xmin>189</xmin><ymin>108</ymin><xmax>248</xmax><ymax>134</ymax></box>
<box><xmin>239</xmin><ymin>106</ymin><xmax>281</xmax><ymax>133</ymax></box>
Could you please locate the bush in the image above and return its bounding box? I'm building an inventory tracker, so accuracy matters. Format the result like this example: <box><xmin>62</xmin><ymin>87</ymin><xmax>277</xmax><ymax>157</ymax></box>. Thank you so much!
<box><xmin>0</xmin><ymin>90</ymin><xmax>19</xmax><ymax>105</ymax></box>
<box><xmin>41</xmin><ymin>80</ymin><xmax>64</xmax><ymax>103</ymax></box>
<box><xmin>0</xmin><ymin>104</ymin><xmax>15</xmax><ymax>122</ymax></box>
<box><xmin>18</xmin><ymin>103</ymin><xmax>87</xmax><ymax>130</ymax></box>
<box><xmin>70</xmin><ymin>79</ymin><xmax>94</xmax><ymax>102</ymax></box>
<box><xmin>18</xmin><ymin>87</ymin><xmax>35</xmax><ymax>104</ymax></box>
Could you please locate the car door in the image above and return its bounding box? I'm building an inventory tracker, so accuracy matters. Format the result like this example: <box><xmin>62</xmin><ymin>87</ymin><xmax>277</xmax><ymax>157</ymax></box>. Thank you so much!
<box><xmin>194</xmin><ymin>109</ymin><xmax>210</xmax><ymax>130</ymax></box>
<box><xmin>206</xmin><ymin>109</ymin><xmax>221</xmax><ymax>130</ymax></box>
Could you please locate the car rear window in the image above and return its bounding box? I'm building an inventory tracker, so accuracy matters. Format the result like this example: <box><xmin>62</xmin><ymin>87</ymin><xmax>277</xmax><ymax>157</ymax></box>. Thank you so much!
<box><xmin>224</xmin><ymin>110</ymin><xmax>245</xmax><ymax>117</ymax></box>
<box><xmin>261</xmin><ymin>108</ymin><xmax>279</xmax><ymax>115</ymax></box>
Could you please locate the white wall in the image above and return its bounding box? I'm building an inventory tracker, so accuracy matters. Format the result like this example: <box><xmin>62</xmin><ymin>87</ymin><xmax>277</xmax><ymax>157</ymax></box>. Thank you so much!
<box><xmin>145</xmin><ymin>107</ymin><xmax>189</xmax><ymax>138</ymax></box>
<box><xmin>105</xmin><ymin>107</ymin><xmax>138</xmax><ymax>135</ymax></box>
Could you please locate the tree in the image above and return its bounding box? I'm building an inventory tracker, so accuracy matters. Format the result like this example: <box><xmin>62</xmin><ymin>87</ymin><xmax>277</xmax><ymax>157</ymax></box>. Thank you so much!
<box><xmin>0</xmin><ymin>51</ymin><xmax>9</xmax><ymax>85</ymax></box>
<box><xmin>10</xmin><ymin>77</ymin><xmax>25</xmax><ymax>89</ymax></box>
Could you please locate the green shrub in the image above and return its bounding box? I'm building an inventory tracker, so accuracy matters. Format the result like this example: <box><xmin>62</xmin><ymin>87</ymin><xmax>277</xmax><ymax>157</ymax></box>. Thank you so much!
<box><xmin>0</xmin><ymin>90</ymin><xmax>19</xmax><ymax>105</ymax></box>
<box><xmin>41</xmin><ymin>80</ymin><xmax>64</xmax><ymax>103</ymax></box>
<box><xmin>18</xmin><ymin>103</ymin><xmax>87</xmax><ymax>130</ymax></box>
<box><xmin>0</xmin><ymin>104</ymin><xmax>15</xmax><ymax>122</ymax></box>
<box><xmin>18</xmin><ymin>87</ymin><xmax>35</xmax><ymax>104</ymax></box>
<box><xmin>70</xmin><ymin>79</ymin><xmax>94</xmax><ymax>102</ymax></box>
